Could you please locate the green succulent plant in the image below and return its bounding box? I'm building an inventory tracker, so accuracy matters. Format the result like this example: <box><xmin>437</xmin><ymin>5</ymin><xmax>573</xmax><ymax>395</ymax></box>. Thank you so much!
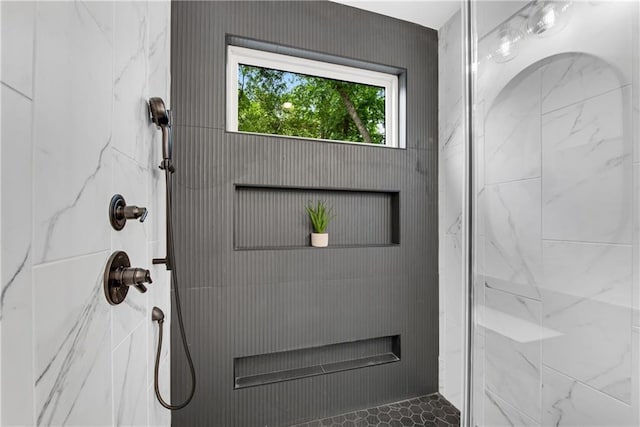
<box><xmin>305</xmin><ymin>200</ymin><xmax>334</xmax><ymax>234</ymax></box>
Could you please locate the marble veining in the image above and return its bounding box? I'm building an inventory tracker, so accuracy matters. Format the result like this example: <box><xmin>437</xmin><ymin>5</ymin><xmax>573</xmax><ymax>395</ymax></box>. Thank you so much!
<box><xmin>40</xmin><ymin>138</ymin><xmax>111</xmax><ymax>262</ymax></box>
<box><xmin>438</xmin><ymin>9</ymin><xmax>465</xmax><ymax>410</ymax></box>
<box><xmin>484</xmin><ymin>389</ymin><xmax>539</xmax><ymax>427</ymax></box>
<box><xmin>484</xmin><ymin>288</ymin><xmax>541</xmax><ymax>422</ymax></box>
<box><xmin>1</xmin><ymin>80</ymin><xmax>36</xmax><ymax>426</ymax></box>
<box><xmin>484</xmin><ymin>179</ymin><xmax>542</xmax><ymax>301</ymax></box>
<box><xmin>484</xmin><ymin>68</ymin><xmax>541</xmax><ymax>184</ymax></box>
<box><xmin>542</xmin><ymin>87</ymin><xmax>632</xmax><ymax>244</ymax></box>
<box><xmin>114</xmin><ymin>323</ymin><xmax>148</xmax><ymax>426</ymax></box>
<box><xmin>1</xmin><ymin>0</ymin><xmax>172</xmax><ymax>425</ymax></box>
<box><xmin>474</xmin><ymin>2</ymin><xmax>639</xmax><ymax>425</ymax></box>
<box><xmin>541</xmin><ymin>53</ymin><xmax>625</xmax><ymax>114</ymax></box>
<box><xmin>543</xmin><ymin>366</ymin><xmax>636</xmax><ymax>426</ymax></box>
<box><xmin>635</xmin><ymin>165</ymin><xmax>640</xmax><ymax>328</ymax></box>
<box><xmin>113</xmin><ymin>1</ymin><xmax>152</xmax><ymax>167</ymax></box>
<box><xmin>0</xmin><ymin>246</ymin><xmax>30</xmax><ymax>319</ymax></box>
<box><xmin>542</xmin><ymin>241</ymin><xmax>633</xmax><ymax>403</ymax></box>
<box><xmin>33</xmin><ymin>1</ymin><xmax>114</xmax><ymax>264</ymax></box>
<box><xmin>35</xmin><ymin>278</ymin><xmax>111</xmax><ymax>425</ymax></box>
<box><xmin>0</xmin><ymin>1</ymin><xmax>35</xmax><ymax>97</ymax></box>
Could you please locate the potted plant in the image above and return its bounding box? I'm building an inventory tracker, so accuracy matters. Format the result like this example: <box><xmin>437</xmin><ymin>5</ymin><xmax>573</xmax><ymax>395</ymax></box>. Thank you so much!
<box><xmin>305</xmin><ymin>200</ymin><xmax>334</xmax><ymax>247</ymax></box>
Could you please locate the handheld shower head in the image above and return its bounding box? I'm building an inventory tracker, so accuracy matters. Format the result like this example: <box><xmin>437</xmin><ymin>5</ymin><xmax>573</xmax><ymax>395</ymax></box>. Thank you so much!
<box><xmin>148</xmin><ymin>97</ymin><xmax>173</xmax><ymax>166</ymax></box>
<box><xmin>149</xmin><ymin>97</ymin><xmax>170</xmax><ymax>127</ymax></box>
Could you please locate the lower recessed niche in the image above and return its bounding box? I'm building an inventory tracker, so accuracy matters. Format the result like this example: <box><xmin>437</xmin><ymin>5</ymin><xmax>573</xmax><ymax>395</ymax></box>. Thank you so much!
<box><xmin>233</xmin><ymin>335</ymin><xmax>401</xmax><ymax>389</ymax></box>
<box><xmin>234</xmin><ymin>185</ymin><xmax>400</xmax><ymax>250</ymax></box>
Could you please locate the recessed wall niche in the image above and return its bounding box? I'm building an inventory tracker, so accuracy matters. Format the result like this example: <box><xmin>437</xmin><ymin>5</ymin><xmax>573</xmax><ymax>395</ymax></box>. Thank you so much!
<box><xmin>234</xmin><ymin>185</ymin><xmax>400</xmax><ymax>250</ymax></box>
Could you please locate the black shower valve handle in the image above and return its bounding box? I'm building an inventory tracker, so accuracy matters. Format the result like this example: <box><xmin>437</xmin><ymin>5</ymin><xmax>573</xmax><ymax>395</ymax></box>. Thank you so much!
<box><xmin>121</xmin><ymin>205</ymin><xmax>148</xmax><ymax>223</ymax></box>
<box><xmin>103</xmin><ymin>251</ymin><xmax>153</xmax><ymax>305</ymax></box>
<box><xmin>111</xmin><ymin>266</ymin><xmax>152</xmax><ymax>293</ymax></box>
<box><xmin>109</xmin><ymin>194</ymin><xmax>149</xmax><ymax>231</ymax></box>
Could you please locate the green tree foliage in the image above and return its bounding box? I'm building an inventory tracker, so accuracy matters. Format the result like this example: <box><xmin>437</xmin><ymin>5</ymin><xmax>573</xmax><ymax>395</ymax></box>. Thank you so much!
<box><xmin>238</xmin><ymin>65</ymin><xmax>386</xmax><ymax>144</ymax></box>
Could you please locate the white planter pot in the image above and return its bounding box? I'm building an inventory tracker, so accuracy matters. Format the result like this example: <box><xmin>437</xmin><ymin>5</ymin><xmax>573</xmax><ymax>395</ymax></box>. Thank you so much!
<box><xmin>310</xmin><ymin>233</ymin><xmax>328</xmax><ymax>247</ymax></box>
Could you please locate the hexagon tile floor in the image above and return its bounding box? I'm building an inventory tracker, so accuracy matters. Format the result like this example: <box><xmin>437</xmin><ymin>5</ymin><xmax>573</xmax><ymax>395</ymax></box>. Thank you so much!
<box><xmin>291</xmin><ymin>393</ymin><xmax>460</xmax><ymax>427</ymax></box>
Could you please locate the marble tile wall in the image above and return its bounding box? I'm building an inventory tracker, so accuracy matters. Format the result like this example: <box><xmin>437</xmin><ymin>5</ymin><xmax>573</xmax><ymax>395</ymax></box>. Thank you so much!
<box><xmin>472</xmin><ymin>1</ymin><xmax>640</xmax><ymax>426</ymax></box>
<box><xmin>1</xmin><ymin>1</ymin><xmax>171</xmax><ymax>425</ymax></box>
<box><xmin>438</xmin><ymin>8</ymin><xmax>464</xmax><ymax>410</ymax></box>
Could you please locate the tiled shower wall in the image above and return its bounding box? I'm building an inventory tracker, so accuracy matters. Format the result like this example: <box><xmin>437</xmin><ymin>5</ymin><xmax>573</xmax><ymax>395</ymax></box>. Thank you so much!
<box><xmin>475</xmin><ymin>1</ymin><xmax>639</xmax><ymax>426</ymax></box>
<box><xmin>439</xmin><ymin>2</ymin><xmax>640</xmax><ymax>425</ymax></box>
<box><xmin>437</xmin><ymin>8</ymin><xmax>464</xmax><ymax>410</ymax></box>
<box><xmin>1</xmin><ymin>1</ymin><xmax>171</xmax><ymax>425</ymax></box>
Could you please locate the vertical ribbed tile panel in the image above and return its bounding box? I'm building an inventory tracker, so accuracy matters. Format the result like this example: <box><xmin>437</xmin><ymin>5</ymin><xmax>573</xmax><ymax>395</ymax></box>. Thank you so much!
<box><xmin>171</xmin><ymin>2</ymin><xmax>438</xmax><ymax>426</ymax></box>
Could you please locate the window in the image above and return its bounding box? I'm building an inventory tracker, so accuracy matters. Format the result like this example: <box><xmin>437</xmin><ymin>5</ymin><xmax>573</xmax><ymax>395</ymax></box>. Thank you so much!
<box><xmin>227</xmin><ymin>45</ymin><xmax>400</xmax><ymax>148</ymax></box>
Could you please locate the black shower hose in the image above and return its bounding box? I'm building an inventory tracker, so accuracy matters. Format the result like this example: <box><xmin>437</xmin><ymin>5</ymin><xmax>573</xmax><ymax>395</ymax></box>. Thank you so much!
<box><xmin>154</xmin><ymin>165</ymin><xmax>196</xmax><ymax>410</ymax></box>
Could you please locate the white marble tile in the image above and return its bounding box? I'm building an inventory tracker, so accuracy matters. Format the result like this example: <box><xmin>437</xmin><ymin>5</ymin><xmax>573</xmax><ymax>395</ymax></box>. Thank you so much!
<box><xmin>438</xmin><ymin>355</ymin><xmax>446</xmax><ymax>396</ymax></box>
<box><xmin>442</xmin><ymin>236</ymin><xmax>463</xmax><ymax>407</ymax></box>
<box><xmin>484</xmin><ymin>179</ymin><xmax>542</xmax><ymax>300</ymax></box>
<box><xmin>484</xmin><ymin>287</ymin><xmax>542</xmax><ymax>422</ymax></box>
<box><xmin>635</xmin><ymin>165</ymin><xmax>640</xmax><ymax>328</ymax></box>
<box><xmin>477</xmin><ymin>2</ymin><xmax>634</xmax><ymax>112</ymax></box>
<box><xmin>113</xmin><ymin>1</ymin><xmax>153</xmax><ymax>166</ymax></box>
<box><xmin>473</xmin><ymin>331</ymin><xmax>485</xmax><ymax>425</ymax></box>
<box><xmin>33</xmin><ymin>252</ymin><xmax>112</xmax><ymax>426</ymax></box>
<box><xmin>147</xmin><ymin>129</ymin><xmax>168</xmax><ymax>245</ymax></box>
<box><xmin>79</xmin><ymin>0</ymin><xmax>114</xmax><ymax>42</ymax></box>
<box><xmin>438</xmin><ymin>8</ymin><xmax>463</xmax><ymax>155</ymax></box>
<box><xmin>148</xmin><ymin>1</ymin><xmax>171</xmax><ymax>103</ymax></box>
<box><xmin>485</xmin><ymin>68</ymin><xmax>541</xmax><ymax>184</ymax></box>
<box><xmin>542</xmin><ymin>240</ymin><xmax>632</xmax><ymax>309</ymax></box>
<box><xmin>442</xmin><ymin>143</ymin><xmax>463</xmax><ymax>238</ymax></box>
<box><xmin>0</xmin><ymin>86</ymin><xmax>34</xmax><ymax>426</ymax></box>
<box><xmin>0</xmin><ymin>0</ymin><xmax>35</xmax><ymax>97</ymax></box>
<box><xmin>484</xmin><ymin>390</ymin><xmax>540</xmax><ymax>427</ymax></box>
<box><xmin>541</xmin><ymin>54</ymin><xmax>625</xmax><ymax>114</ymax></box>
<box><xmin>444</xmin><ymin>235</ymin><xmax>463</xmax><ymax>325</ymax></box>
<box><xmin>1</xmin><ymin>87</ymin><xmax>32</xmax><ymax>287</ymax></box>
<box><xmin>542</xmin><ymin>87</ymin><xmax>632</xmax><ymax>244</ymax></box>
<box><xmin>113</xmin><ymin>321</ymin><xmax>148</xmax><ymax>427</ymax></box>
<box><xmin>111</xmin><ymin>150</ymin><xmax>150</xmax><ymax>349</ymax></box>
<box><xmin>0</xmin><ymin>251</ymin><xmax>33</xmax><ymax>427</ymax></box>
<box><xmin>444</xmin><ymin>351</ymin><xmax>462</xmax><ymax>410</ymax></box>
<box><xmin>475</xmin><ymin>120</ymin><xmax>486</xmax><ymax>238</ymax></box>
<box><xmin>542</xmin><ymin>366</ymin><xmax>636</xmax><ymax>427</ymax></box>
<box><xmin>444</xmin><ymin>323</ymin><xmax>462</xmax><ymax>410</ymax></box>
<box><xmin>542</xmin><ymin>241</ymin><xmax>633</xmax><ymax>403</ymax></box>
<box><xmin>474</xmin><ymin>234</ymin><xmax>487</xmax><ymax>339</ymax></box>
<box><xmin>438</xmin><ymin>16</ymin><xmax>463</xmax><ymax>389</ymax></box>
<box><xmin>633</xmin><ymin>327</ymin><xmax>640</xmax><ymax>427</ymax></box>
<box><xmin>33</xmin><ymin>1</ymin><xmax>113</xmax><ymax>264</ymax></box>
<box><xmin>634</xmin><ymin>0</ymin><xmax>640</xmax><ymax>165</ymax></box>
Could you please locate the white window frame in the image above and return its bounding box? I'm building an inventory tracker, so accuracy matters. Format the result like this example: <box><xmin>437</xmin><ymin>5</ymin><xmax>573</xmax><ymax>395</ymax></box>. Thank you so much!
<box><xmin>227</xmin><ymin>45</ymin><xmax>400</xmax><ymax>148</ymax></box>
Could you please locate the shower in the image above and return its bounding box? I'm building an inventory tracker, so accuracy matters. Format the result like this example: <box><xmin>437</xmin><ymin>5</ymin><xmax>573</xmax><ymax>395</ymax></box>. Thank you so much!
<box><xmin>459</xmin><ymin>1</ymin><xmax>640</xmax><ymax>426</ymax></box>
<box><xmin>148</xmin><ymin>97</ymin><xmax>196</xmax><ymax>410</ymax></box>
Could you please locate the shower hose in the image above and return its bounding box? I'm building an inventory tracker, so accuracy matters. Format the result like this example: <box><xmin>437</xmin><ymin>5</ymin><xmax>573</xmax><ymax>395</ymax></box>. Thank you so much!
<box><xmin>153</xmin><ymin>158</ymin><xmax>197</xmax><ymax>410</ymax></box>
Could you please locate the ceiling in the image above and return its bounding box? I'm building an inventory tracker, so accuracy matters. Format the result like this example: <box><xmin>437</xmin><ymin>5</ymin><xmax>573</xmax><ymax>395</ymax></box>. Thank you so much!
<box><xmin>330</xmin><ymin>0</ymin><xmax>461</xmax><ymax>30</ymax></box>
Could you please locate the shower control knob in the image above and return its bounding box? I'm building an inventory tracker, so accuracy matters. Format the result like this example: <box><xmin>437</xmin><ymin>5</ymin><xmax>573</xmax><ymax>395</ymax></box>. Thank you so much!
<box><xmin>109</xmin><ymin>194</ymin><xmax>148</xmax><ymax>231</ymax></box>
<box><xmin>103</xmin><ymin>251</ymin><xmax>153</xmax><ymax>305</ymax></box>
<box><xmin>112</xmin><ymin>267</ymin><xmax>152</xmax><ymax>293</ymax></box>
<box><xmin>123</xmin><ymin>205</ymin><xmax>148</xmax><ymax>222</ymax></box>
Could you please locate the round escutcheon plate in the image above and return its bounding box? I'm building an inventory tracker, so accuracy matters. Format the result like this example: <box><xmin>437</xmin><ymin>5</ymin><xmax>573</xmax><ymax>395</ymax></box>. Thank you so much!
<box><xmin>103</xmin><ymin>251</ymin><xmax>131</xmax><ymax>305</ymax></box>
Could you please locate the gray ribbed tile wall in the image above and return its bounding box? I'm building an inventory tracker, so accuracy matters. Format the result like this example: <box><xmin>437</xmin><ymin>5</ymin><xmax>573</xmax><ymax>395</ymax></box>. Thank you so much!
<box><xmin>171</xmin><ymin>1</ymin><xmax>438</xmax><ymax>425</ymax></box>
